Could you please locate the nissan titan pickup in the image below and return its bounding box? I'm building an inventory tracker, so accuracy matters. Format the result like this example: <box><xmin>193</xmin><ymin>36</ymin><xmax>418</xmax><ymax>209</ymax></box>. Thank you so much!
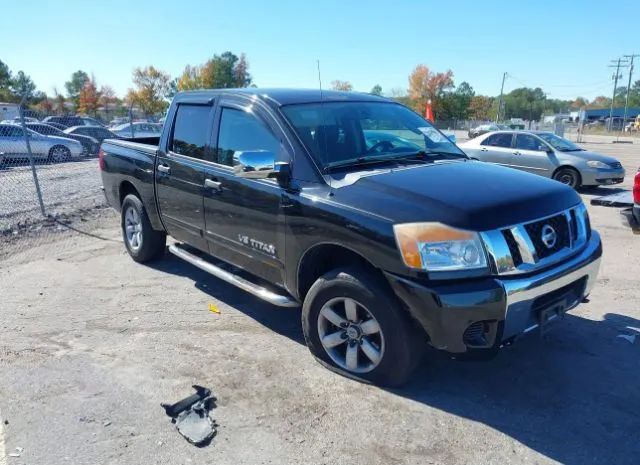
<box><xmin>99</xmin><ymin>89</ymin><xmax>602</xmax><ymax>385</ymax></box>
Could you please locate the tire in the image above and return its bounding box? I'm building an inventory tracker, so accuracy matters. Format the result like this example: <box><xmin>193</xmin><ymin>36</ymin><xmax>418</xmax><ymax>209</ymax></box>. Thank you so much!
<box><xmin>553</xmin><ymin>167</ymin><xmax>581</xmax><ymax>189</ymax></box>
<box><xmin>121</xmin><ymin>194</ymin><xmax>166</xmax><ymax>263</ymax></box>
<box><xmin>302</xmin><ymin>267</ymin><xmax>424</xmax><ymax>386</ymax></box>
<box><xmin>48</xmin><ymin>145</ymin><xmax>70</xmax><ymax>163</ymax></box>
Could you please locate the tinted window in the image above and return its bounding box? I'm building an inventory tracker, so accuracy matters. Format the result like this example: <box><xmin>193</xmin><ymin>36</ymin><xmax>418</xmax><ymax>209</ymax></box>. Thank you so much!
<box><xmin>0</xmin><ymin>125</ymin><xmax>23</xmax><ymax>137</ymax></box>
<box><xmin>171</xmin><ymin>105</ymin><xmax>211</xmax><ymax>159</ymax></box>
<box><xmin>216</xmin><ymin>108</ymin><xmax>280</xmax><ymax>167</ymax></box>
<box><xmin>515</xmin><ymin>134</ymin><xmax>543</xmax><ymax>151</ymax></box>
<box><xmin>481</xmin><ymin>133</ymin><xmax>512</xmax><ymax>148</ymax></box>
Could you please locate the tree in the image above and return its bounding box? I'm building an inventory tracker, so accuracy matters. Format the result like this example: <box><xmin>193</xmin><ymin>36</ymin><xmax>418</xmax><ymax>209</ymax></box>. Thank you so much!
<box><xmin>587</xmin><ymin>96</ymin><xmax>611</xmax><ymax>109</ymax></box>
<box><xmin>407</xmin><ymin>64</ymin><xmax>454</xmax><ymax>117</ymax></box>
<box><xmin>199</xmin><ymin>51</ymin><xmax>252</xmax><ymax>89</ymax></box>
<box><xmin>439</xmin><ymin>81</ymin><xmax>475</xmax><ymax>120</ymax></box>
<box><xmin>99</xmin><ymin>85</ymin><xmax>117</xmax><ymax>120</ymax></box>
<box><xmin>370</xmin><ymin>84</ymin><xmax>382</xmax><ymax>96</ymax></box>
<box><xmin>78</xmin><ymin>77</ymin><xmax>99</xmax><ymax>115</ymax></box>
<box><xmin>331</xmin><ymin>80</ymin><xmax>353</xmax><ymax>91</ymax></box>
<box><xmin>570</xmin><ymin>97</ymin><xmax>588</xmax><ymax>110</ymax></box>
<box><xmin>127</xmin><ymin>66</ymin><xmax>172</xmax><ymax>116</ymax></box>
<box><xmin>468</xmin><ymin>95</ymin><xmax>494</xmax><ymax>120</ymax></box>
<box><xmin>176</xmin><ymin>65</ymin><xmax>203</xmax><ymax>91</ymax></box>
<box><xmin>65</xmin><ymin>70</ymin><xmax>89</xmax><ymax>109</ymax></box>
<box><xmin>53</xmin><ymin>88</ymin><xmax>67</xmax><ymax>114</ymax></box>
<box><xmin>502</xmin><ymin>87</ymin><xmax>546</xmax><ymax>120</ymax></box>
<box><xmin>10</xmin><ymin>71</ymin><xmax>36</xmax><ymax>100</ymax></box>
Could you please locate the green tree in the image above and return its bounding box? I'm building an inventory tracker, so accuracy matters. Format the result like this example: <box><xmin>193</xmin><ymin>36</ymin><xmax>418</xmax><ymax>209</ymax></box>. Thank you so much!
<box><xmin>503</xmin><ymin>87</ymin><xmax>546</xmax><ymax>120</ymax></box>
<box><xmin>10</xmin><ymin>71</ymin><xmax>36</xmax><ymax>100</ymax></box>
<box><xmin>0</xmin><ymin>59</ymin><xmax>14</xmax><ymax>102</ymax></box>
<box><xmin>439</xmin><ymin>81</ymin><xmax>475</xmax><ymax>120</ymax></box>
<box><xmin>370</xmin><ymin>84</ymin><xmax>382</xmax><ymax>95</ymax></box>
<box><xmin>128</xmin><ymin>66</ymin><xmax>172</xmax><ymax>116</ymax></box>
<box><xmin>200</xmin><ymin>51</ymin><xmax>252</xmax><ymax>89</ymax></box>
<box><xmin>468</xmin><ymin>95</ymin><xmax>495</xmax><ymax>120</ymax></box>
<box><xmin>65</xmin><ymin>70</ymin><xmax>90</xmax><ymax>109</ymax></box>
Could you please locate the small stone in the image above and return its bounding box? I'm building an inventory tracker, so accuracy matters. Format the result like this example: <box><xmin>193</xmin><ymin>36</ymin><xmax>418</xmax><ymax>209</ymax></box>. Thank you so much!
<box><xmin>103</xmin><ymin>421</ymin><xmax>111</xmax><ymax>427</ymax></box>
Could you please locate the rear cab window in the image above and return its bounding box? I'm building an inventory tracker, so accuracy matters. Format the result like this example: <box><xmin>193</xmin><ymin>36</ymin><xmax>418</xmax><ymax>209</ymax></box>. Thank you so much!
<box><xmin>170</xmin><ymin>104</ymin><xmax>212</xmax><ymax>160</ymax></box>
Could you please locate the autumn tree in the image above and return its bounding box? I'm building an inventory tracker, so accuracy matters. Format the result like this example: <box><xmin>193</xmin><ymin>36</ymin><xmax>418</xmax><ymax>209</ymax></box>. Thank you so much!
<box><xmin>331</xmin><ymin>80</ymin><xmax>353</xmax><ymax>91</ymax></box>
<box><xmin>78</xmin><ymin>77</ymin><xmax>99</xmax><ymax>115</ymax></box>
<box><xmin>468</xmin><ymin>95</ymin><xmax>494</xmax><ymax>120</ymax></box>
<box><xmin>587</xmin><ymin>96</ymin><xmax>612</xmax><ymax>109</ymax></box>
<box><xmin>408</xmin><ymin>65</ymin><xmax>454</xmax><ymax>117</ymax></box>
<box><xmin>176</xmin><ymin>65</ymin><xmax>204</xmax><ymax>90</ymax></box>
<box><xmin>127</xmin><ymin>66</ymin><xmax>172</xmax><ymax>116</ymax></box>
<box><xmin>99</xmin><ymin>85</ymin><xmax>117</xmax><ymax>120</ymax></box>
<box><xmin>176</xmin><ymin>52</ymin><xmax>252</xmax><ymax>91</ymax></box>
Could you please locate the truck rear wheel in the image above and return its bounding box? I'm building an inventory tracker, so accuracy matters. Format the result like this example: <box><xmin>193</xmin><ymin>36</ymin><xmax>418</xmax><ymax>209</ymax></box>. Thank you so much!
<box><xmin>302</xmin><ymin>267</ymin><xmax>424</xmax><ymax>386</ymax></box>
<box><xmin>121</xmin><ymin>194</ymin><xmax>166</xmax><ymax>263</ymax></box>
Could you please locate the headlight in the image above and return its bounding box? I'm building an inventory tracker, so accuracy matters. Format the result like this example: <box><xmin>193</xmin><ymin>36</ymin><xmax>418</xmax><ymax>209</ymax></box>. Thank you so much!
<box><xmin>587</xmin><ymin>160</ymin><xmax>609</xmax><ymax>169</ymax></box>
<box><xmin>393</xmin><ymin>223</ymin><xmax>488</xmax><ymax>271</ymax></box>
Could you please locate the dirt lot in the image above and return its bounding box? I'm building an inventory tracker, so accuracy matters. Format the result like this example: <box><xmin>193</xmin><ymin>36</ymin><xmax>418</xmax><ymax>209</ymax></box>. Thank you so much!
<box><xmin>1</xmin><ymin>142</ymin><xmax>639</xmax><ymax>465</ymax></box>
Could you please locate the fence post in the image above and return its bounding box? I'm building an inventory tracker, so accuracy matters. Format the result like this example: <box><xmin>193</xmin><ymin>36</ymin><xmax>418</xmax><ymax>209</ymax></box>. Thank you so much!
<box><xmin>18</xmin><ymin>95</ymin><xmax>46</xmax><ymax>217</ymax></box>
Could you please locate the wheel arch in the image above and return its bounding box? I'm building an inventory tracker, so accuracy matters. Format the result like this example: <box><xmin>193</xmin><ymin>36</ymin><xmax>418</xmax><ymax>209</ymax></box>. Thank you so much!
<box><xmin>119</xmin><ymin>180</ymin><xmax>141</xmax><ymax>206</ymax></box>
<box><xmin>552</xmin><ymin>165</ymin><xmax>582</xmax><ymax>184</ymax></box>
<box><xmin>296</xmin><ymin>242</ymin><xmax>385</xmax><ymax>302</ymax></box>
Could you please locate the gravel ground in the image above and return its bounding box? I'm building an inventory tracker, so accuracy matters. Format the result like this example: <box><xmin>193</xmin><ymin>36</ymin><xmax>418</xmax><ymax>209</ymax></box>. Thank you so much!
<box><xmin>0</xmin><ymin>142</ymin><xmax>639</xmax><ymax>465</ymax></box>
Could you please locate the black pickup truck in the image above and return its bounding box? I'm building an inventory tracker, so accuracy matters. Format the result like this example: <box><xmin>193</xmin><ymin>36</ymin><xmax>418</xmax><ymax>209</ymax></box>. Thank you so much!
<box><xmin>100</xmin><ymin>89</ymin><xmax>602</xmax><ymax>385</ymax></box>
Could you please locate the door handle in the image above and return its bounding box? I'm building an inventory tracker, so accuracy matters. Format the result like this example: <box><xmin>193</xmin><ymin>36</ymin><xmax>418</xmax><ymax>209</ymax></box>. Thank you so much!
<box><xmin>513</xmin><ymin>151</ymin><xmax>521</xmax><ymax>156</ymax></box>
<box><xmin>204</xmin><ymin>178</ymin><xmax>222</xmax><ymax>191</ymax></box>
<box><xmin>157</xmin><ymin>164</ymin><xmax>171</xmax><ymax>174</ymax></box>
<box><xmin>480</xmin><ymin>147</ymin><xmax>488</xmax><ymax>151</ymax></box>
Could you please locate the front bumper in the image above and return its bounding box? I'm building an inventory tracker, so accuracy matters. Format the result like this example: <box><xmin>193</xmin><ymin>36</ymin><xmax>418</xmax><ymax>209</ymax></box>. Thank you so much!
<box><xmin>581</xmin><ymin>167</ymin><xmax>625</xmax><ymax>186</ymax></box>
<box><xmin>633</xmin><ymin>204</ymin><xmax>640</xmax><ymax>224</ymax></box>
<box><xmin>385</xmin><ymin>231</ymin><xmax>602</xmax><ymax>355</ymax></box>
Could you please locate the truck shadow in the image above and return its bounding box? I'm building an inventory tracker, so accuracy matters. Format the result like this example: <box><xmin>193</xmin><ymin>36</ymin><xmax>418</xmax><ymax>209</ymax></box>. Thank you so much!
<box><xmin>392</xmin><ymin>312</ymin><xmax>640</xmax><ymax>465</ymax></box>
<box><xmin>146</xmin><ymin>253</ymin><xmax>638</xmax><ymax>463</ymax></box>
<box><xmin>147</xmin><ymin>251</ymin><xmax>305</xmax><ymax>344</ymax></box>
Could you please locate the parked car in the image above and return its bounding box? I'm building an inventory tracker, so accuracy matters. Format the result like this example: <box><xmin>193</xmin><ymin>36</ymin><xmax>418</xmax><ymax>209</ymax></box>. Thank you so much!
<box><xmin>634</xmin><ymin>168</ymin><xmax>640</xmax><ymax>224</ymax></box>
<box><xmin>24</xmin><ymin>122</ymin><xmax>100</xmax><ymax>156</ymax></box>
<box><xmin>0</xmin><ymin>123</ymin><xmax>82</xmax><ymax>164</ymax></box>
<box><xmin>42</xmin><ymin>115</ymin><xmax>85</xmax><ymax>128</ymax></box>
<box><xmin>468</xmin><ymin>123</ymin><xmax>508</xmax><ymax>139</ymax></box>
<box><xmin>78</xmin><ymin>116</ymin><xmax>105</xmax><ymax>127</ymax></box>
<box><xmin>64</xmin><ymin>125</ymin><xmax>120</xmax><ymax>143</ymax></box>
<box><xmin>41</xmin><ymin>121</ymin><xmax>67</xmax><ymax>131</ymax></box>
<box><xmin>111</xmin><ymin>122</ymin><xmax>162</xmax><ymax>138</ymax></box>
<box><xmin>109</xmin><ymin>117</ymin><xmax>129</xmax><ymax>127</ymax></box>
<box><xmin>100</xmin><ymin>89</ymin><xmax>601</xmax><ymax>386</ymax></box>
<box><xmin>459</xmin><ymin>130</ymin><xmax>625</xmax><ymax>188</ymax></box>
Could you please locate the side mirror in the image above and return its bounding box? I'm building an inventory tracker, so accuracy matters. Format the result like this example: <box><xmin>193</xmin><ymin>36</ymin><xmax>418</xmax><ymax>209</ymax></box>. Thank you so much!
<box><xmin>233</xmin><ymin>150</ymin><xmax>277</xmax><ymax>179</ymax></box>
<box><xmin>446</xmin><ymin>134</ymin><xmax>457</xmax><ymax>143</ymax></box>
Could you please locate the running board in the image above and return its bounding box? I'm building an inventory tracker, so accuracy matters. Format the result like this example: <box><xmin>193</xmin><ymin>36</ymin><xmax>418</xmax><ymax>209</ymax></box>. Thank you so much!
<box><xmin>168</xmin><ymin>244</ymin><xmax>299</xmax><ymax>307</ymax></box>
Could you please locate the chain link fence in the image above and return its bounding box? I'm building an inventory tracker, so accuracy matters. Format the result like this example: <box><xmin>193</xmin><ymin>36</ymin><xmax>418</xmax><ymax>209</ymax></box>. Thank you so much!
<box><xmin>0</xmin><ymin>102</ymin><xmax>124</xmax><ymax>259</ymax></box>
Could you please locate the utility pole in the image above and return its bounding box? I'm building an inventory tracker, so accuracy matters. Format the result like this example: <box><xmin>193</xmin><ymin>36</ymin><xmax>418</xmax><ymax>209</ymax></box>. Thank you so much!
<box><xmin>608</xmin><ymin>58</ymin><xmax>628</xmax><ymax>131</ymax></box>
<box><xmin>495</xmin><ymin>72</ymin><xmax>507</xmax><ymax>122</ymax></box>
<box><xmin>621</xmin><ymin>54</ymin><xmax>638</xmax><ymax>135</ymax></box>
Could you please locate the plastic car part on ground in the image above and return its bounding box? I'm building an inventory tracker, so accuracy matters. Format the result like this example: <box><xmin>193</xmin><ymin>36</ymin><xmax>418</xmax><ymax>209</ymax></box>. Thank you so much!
<box><xmin>161</xmin><ymin>385</ymin><xmax>217</xmax><ymax>447</ymax></box>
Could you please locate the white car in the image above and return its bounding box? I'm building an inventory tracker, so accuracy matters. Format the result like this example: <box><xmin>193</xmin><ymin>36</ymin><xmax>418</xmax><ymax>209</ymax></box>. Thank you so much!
<box><xmin>0</xmin><ymin>123</ymin><xmax>83</xmax><ymax>164</ymax></box>
<box><xmin>111</xmin><ymin>122</ymin><xmax>162</xmax><ymax>138</ymax></box>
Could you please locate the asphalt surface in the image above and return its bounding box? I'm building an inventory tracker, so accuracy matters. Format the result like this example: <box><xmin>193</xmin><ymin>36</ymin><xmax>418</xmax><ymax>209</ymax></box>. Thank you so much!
<box><xmin>0</xmin><ymin>141</ymin><xmax>639</xmax><ymax>464</ymax></box>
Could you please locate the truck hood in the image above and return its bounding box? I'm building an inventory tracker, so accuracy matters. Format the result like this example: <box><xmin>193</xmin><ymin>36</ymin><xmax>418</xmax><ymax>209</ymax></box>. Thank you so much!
<box><xmin>330</xmin><ymin>160</ymin><xmax>581</xmax><ymax>231</ymax></box>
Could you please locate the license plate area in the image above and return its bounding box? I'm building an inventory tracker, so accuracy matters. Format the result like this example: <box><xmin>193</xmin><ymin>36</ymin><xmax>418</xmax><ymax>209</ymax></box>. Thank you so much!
<box><xmin>530</xmin><ymin>277</ymin><xmax>587</xmax><ymax>335</ymax></box>
<box><xmin>536</xmin><ymin>300</ymin><xmax>566</xmax><ymax>335</ymax></box>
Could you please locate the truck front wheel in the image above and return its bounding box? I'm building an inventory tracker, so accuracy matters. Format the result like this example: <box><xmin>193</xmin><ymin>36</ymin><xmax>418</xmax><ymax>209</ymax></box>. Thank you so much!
<box><xmin>302</xmin><ymin>267</ymin><xmax>424</xmax><ymax>386</ymax></box>
<box><xmin>121</xmin><ymin>194</ymin><xmax>166</xmax><ymax>263</ymax></box>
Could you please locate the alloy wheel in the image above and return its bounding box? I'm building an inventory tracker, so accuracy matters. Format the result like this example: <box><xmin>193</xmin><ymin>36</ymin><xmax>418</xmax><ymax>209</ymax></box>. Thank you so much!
<box><xmin>317</xmin><ymin>297</ymin><xmax>385</xmax><ymax>373</ymax></box>
<box><xmin>124</xmin><ymin>206</ymin><xmax>143</xmax><ymax>251</ymax></box>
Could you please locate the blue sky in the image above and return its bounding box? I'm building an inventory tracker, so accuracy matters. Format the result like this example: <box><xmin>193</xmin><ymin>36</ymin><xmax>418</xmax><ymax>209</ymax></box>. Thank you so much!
<box><xmin>1</xmin><ymin>0</ymin><xmax>639</xmax><ymax>100</ymax></box>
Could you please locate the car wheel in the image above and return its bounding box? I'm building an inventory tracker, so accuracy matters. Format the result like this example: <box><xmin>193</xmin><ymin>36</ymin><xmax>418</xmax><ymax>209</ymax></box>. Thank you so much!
<box><xmin>553</xmin><ymin>167</ymin><xmax>581</xmax><ymax>189</ymax></box>
<box><xmin>48</xmin><ymin>145</ymin><xmax>70</xmax><ymax>163</ymax></box>
<box><xmin>121</xmin><ymin>194</ymin><xmax>166</xmax><ymax>263</ymax></box>
<box><xmin>302</xmin><ymin>267</ymin><xmax>424</xmax><ymax>386</ymax></box>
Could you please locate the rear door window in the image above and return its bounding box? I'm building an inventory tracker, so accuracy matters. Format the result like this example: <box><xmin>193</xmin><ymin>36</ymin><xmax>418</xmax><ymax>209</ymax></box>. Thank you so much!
<box><xmin>170</xmin><ymin>104</ymin><xmax>211</xmax><ymax>160</ymax></box>
<box><xmin>481</xmin><ymin>133</ymin><xmax>513</xmax><ymax>148</ymax></box>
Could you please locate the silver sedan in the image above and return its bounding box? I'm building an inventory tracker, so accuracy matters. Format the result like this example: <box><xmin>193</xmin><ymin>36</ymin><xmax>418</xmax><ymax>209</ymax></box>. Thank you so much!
<box><xmin>0</xmin><ymin>123</ymin><xmax>83</xmax><ymax>164</ymax></box>
<box><xmin>458</xmin><ymin>131</ymin><xmax>625</xmax><ymax>188</ymax></box>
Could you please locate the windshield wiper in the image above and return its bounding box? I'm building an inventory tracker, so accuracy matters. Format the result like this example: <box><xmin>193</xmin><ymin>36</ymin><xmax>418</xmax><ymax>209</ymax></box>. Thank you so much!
<box><xmin>324</xmin><ymin>152</ymin><xmax>430</xmax><ymax>172</ymax></box>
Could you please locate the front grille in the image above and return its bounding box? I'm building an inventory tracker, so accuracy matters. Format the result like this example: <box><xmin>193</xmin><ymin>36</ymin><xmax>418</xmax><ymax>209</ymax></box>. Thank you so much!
<box><xmin>569</xmin><ymin>209</ymin><xmax>578</xmax><ymax>242</ymax></box>
<box><xmin>524</xmin><ymin>214</ymin><xmax>570</xmax><ymax>259</ymax></box>
<box><xmin>502</xmin><ymin>229</ymin><xmax>523</xmax><ymax>267</ymax></box>
<box><xmin>607</xmin><ymin>162</ymin><xmax>623</xmax><ymax>169</ymax></box>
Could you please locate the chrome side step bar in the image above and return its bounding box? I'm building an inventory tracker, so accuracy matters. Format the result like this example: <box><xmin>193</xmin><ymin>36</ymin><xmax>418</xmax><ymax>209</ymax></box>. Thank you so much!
<box><xmin>168</xmin><ymin>244</ymin><xmax>299</xmax><ymax>307</ymax></box>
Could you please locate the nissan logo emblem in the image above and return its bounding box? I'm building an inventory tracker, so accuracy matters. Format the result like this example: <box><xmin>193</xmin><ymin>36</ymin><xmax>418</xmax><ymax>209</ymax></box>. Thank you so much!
<box><xmin>541</xmin><ymin>224</ymin><xmax>557</xmax><ymax>249</ymax></box>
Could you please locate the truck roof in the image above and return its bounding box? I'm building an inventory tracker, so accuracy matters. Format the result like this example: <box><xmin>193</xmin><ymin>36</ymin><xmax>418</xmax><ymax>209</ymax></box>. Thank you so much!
<box><xmin>174</xmin><ymin>88</ymin><xmax>388</xmax><ymax>106</ymax></box>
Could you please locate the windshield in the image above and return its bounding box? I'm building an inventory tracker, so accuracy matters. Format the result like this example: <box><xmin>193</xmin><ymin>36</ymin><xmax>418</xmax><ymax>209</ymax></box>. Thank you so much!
<box><xmin>537</xmin><ymin>133</ymin><xmax>582</xmax><ymax>151</ymax></box>
<box><xmin>281</xmin><ymin>101</ymin><xmax>466</xmax><ymax>170</ymax></box>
